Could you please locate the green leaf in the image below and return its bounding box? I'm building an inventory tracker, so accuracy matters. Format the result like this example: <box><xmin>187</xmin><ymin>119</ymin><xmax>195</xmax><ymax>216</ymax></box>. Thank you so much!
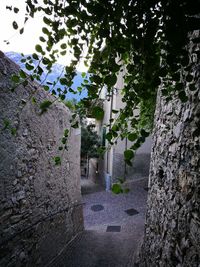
<box><xmin>104</xmin><ymin>75</ymin><xmax>117</xmax><ymax>87</ymax></box>
<box><xmin>43</xmin><ymin>85</ymin><xmax>49</xmax><ymax>91</ymax></box>
<box><xmin>91</xmin><ymin>106</ymin><xmax>104</xmax><ymax>120</ymax></box>
<box><xmin>54</xmin><ymin>156</ymin><xmax>61</xmax><ymax>165</ymax></box>
<box><xmin>19</xmin><ymin>28</ymin><xmax>24</xmax><ymax>34</ymax></box>
<box><xmin>125</xmin><ymin>159</ymin><xmax>133</xmax><ymax>166</ymax></box>
<box><xmin>81</xmin><ymin>72</ymin><xmax>86</xmax><ymax>78</ymax></box>
<box><xmin>35</xmin><ymin>44</ymin><xmax>43</xmax><ymax>53</ymax></box>
<box><xmin>32</xmin><ymin>53</ymin><xmax>39</xmax><ymax>60</ymax></box>
<box><xmin>19</xmin><ymin>70</ymin><xmax>26</xmax><ymax>79</ymax></box>
<box><xmin>71</xmin><ymin>121</ymin><xmax>79</xmax><ymax>128</ymax></box>
<box><xmin>39</xmin><ymin>100</ymin><xmax>52</xmax><ymax>113</ymax></box>
<box><xmin>60</xmin><ymin>78</ymin><xmax>68</xmax><ymax>85</ymax></box>
<box><xmin>189</xmin><ymin>84</ymin><xmax>196</xmax><ymax>91</ymax></box>
<box><xmin>60</xmin><ymin>43</ymin><xmax>67</xmax><ymax>49</ymax></box>
<box><xmin>106</xmin><ymin>132</ymin><xmax>112</xmax><ymax>142</ymax></box>
<box><xmin>11</xmin><ymin>128</ymin><xmax>17</xmax><ymax>135</ymax></box>
<box><xmin>12</xmin><ymin>21</ymin><xmax>18</xmax><ymax>30</ymax></box>
<box><xmin>39</xmin><ymin>36</ymin><xmax>46</xmax><ymax>42</ymax></box>
<box><xmin>43</xmin><ymin>16</ymin><xmax>51</xmax><ymax>25</ymax></box>
<box><xmin>128</xmin><ymin>133</ymin><xmax>137</xmax><ymax>142</ymax></box>
<box><xmin>32</xmin><ymin>97</ymin><xmax>36</xmax><ymax>104</ymax></box>
<box><xmin>11</xmin><ymin>74</ymin><xmax>20</xmax><ymax>83</ymax></box>
<box><xmin>60</xmin><ymin>51</ymin><xmax>67</xmax><ymax>56</ymax></box>
<box><xmin>64</xmin><ymin>129</ymin><xmax>69</xmax><ymax>137</ymax></box>
<box><xmin>22</xmin><ymin>80</ymin><xmax>28</xmax><ymax>87</ymax></box>
<box><xmin>112</xmin><ymin>124</ymin><xmax>119</xmax><ymax>131</ymax></box>
<box><xmin>42</xmin><ymin>27</ymin><xmax>50</xmax><ymax>35</ymax></box>
<box><xmin>60</xmin><ymin>94</ymin><xmax>66</xmax><ymax>100</ymax></box>
<box><xmin>25</xmin><ymin>63</ymin><xmax>34</xmax><ymax>70</ymax></box>
<box><xmin>112</xmin><ymin>183</ymin><xmax>123</xmax><ymax>194</ymax></box>
<box><xmin>140</xmin><ymin>129</ymin><xmax>149</xmax><ymax>138</ymax></box>
<box><xmin>124</xmin><ymin>149</ymin><xmax>134</xmax><ymax>161</ymax></box>
<box><xmin>61</xmin><ymin>137</ymin><xmax>67</xmax><ymax>144</ymax></box>
<box><xmin>178</xmin><ymin>91</ymin><xmax>188</xmax><ymax>103</ymax></box>
<box><xmin>14</xmin><ymin>7</ymin><xmax>19</xmax><ymax>13</ymax></box>
<box><xmin>3</xmin><ymin>119</ymin><xmax>10</xmax><ymax>130</ymax></box>
<box><xmin>92</xmin><ymin>75</ymin><xmax>102</xmax><ymax>84</ymax></box>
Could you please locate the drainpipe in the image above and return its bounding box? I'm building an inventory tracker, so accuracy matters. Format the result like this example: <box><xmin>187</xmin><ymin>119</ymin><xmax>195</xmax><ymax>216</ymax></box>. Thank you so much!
<box><xmin>105</xmin><ymin>90</ymin><xmax>113</xmax><ymax>190</ymax></box>
<box><xmin>124</xmin><ymin>137</ymin><xmax>128</xmax><ymax>180</ymax></box>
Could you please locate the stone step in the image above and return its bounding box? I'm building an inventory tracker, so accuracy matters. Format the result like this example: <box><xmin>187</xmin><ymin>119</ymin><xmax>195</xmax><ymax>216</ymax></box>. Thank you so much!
<box><xmin>49</xmin><ymin>230</ymin><xmax>140</xmax><ymax>267</ymax></box>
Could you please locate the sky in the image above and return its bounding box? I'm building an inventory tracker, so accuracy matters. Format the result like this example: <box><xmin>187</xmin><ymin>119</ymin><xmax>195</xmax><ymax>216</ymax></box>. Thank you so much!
<box><xmin>0</xmin><ymin>0</ymin><xmax>88</xmax><ymax>72</ymax></box>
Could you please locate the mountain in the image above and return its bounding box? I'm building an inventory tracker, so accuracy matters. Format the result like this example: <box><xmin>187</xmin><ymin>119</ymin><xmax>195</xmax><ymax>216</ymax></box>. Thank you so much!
<box><xmin>5</xmin><ymin>51</ymin><xmax>87</xmax><ymax>101</ymax></box>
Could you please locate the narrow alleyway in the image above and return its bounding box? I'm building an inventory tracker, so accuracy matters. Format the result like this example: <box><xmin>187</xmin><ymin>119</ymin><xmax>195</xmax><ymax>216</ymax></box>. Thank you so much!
<box><xmin>49</xmin><ymin>178</ymin><xmax>148</xmax><ymax>267</ymax></box>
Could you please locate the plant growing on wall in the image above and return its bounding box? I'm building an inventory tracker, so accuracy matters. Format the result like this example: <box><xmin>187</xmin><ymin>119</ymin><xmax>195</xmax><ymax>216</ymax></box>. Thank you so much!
<box><xmin>4</xmin><ymin>0</ymin><xmax>199</xmax><ymax>165</ymax></box>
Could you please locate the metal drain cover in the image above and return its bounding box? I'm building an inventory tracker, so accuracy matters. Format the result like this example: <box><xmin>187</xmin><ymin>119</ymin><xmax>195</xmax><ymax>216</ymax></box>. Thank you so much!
<box><xmin>125</xmin><ymin>208</ymin><xmax>139</xmax><ymax>216</ymax></box>
<box><xmin>106</xmin><ymin>226</ymin><xmax>121</xmax><ymax>232</ymax></box>
<box><xmin>91</xmin><ymin>204</ymin><xmax>104</xmax><ymax>212</ymax></box>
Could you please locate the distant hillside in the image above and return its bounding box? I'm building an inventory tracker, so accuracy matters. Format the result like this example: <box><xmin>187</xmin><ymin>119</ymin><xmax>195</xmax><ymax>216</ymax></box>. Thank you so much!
<box><xmin>5</xmin><ymin>52</ymin><xmax>87</xmax><ymax>101</ymax></box>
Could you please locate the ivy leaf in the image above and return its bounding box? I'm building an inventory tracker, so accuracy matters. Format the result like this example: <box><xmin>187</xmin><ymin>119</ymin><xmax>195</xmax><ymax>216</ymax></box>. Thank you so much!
<box><xmin>11</xmin><ymin>128</ymin><xmax>17</xmax><ymax>136</ymax></box>
<box><xmin>189</xmin><ymin>84</ymin><xmax>196</xmax><ymax>91</ymax></box>
<box><xmin>19</xmin><ymin>28</ymin><xmax>24</xmax><ymax>34</ymax></box>
<box><xmin>19</xmin><ymin>70</ymin><xmax>26</xmax><ymax>79</ymax></box>
<box><xmin>60</xmin><ymin>78</ymin><xmax>68</xmax><ymax>85</ymax></box>
<box><xmin>14</xmin><ymin>7</ymin><xmax>19</xmax><ymax>13</ymax></box>
<box><xmin>125</xmin><ymin>159</ymin><xmax>133</xmax><ymax>166</ymax></box>
<box><xmin>106</xmin><ymin>132</ymin><xmax>112</xmax><ymax>142</ymax></box>
<box><xmin>32</xmin><ymin>97</ymin><xmax>36</xmax><ymax>104</ymax></box>
<box><xmin>3</xmin><ymin>119</ymin><xmax>10</xmax><ymax>130</ymax></box>
<box><xmin>64</xmin><ymin>129</ymin><xmax>69</xmax><ymax>137</ymax></box>
<box><xmin>112</xmin><ymin>183</ymin><xmax>123</xmax><ymax>194</ymax></box>
<box><xmin>60</xmin><ymin>51</ymin><xmax>67</xmax><ymax>56</ymax></box>
<box><xmin>11</xmin><ymin>74</ymin><xmax>20</xmax><ymax>83</ymax></box>
<box><xmin>39</xmin><ymin>100</ymin><xmax>52</xmax><ymax>113</ymax></box>
<box><xmin>71</xmin><ymin>121</ymin><xmax>79</xmax><ymax>128</ymax></box>
<box><xmin>128</xmin><ymin>133</ymin><xmax>137</xmax><ymax>142</ymax></box>
<box><xmin>91</xmin><ymin>106</ymin><xmax>104</xmax><ymax>120</ymax></box>
<box><xmin>12</xmin><ymin>21</ymin><xmax>18</xmax><ymax>30</ymax></box>
<box><xmin>42</xmin><ymin>27</ymin><xmax>50</xmax><ymax>35</ymax></box>
<box><xmin>140</xmin><ymin>129</ymin><xmax>149</xmax><ymax>138</ymax></box>
<box><xmin>54</xmin><ymin>156</ymin><xmax>61</xmax><ymax>165</ymax></box>
<box><xmin>60</xmin><ymin>43</ymin><xmax>67</xmax><ymax>49</ymax></box>
<box><xmin>25</xmin><ymin>63</ymin><xmax>34</xmax><ymax>70</ymax></box>
<box><xmin>104</xmin><ymin>75</ymin><xmax>117</xmax><ymax>87</ymax></box>
<box><xmin>43</xmin><ymin>16</ymin><xmax>51</xmax><ymax>25</ymax></box>
<box><xmin>178</xmin><ymin>91</ymin><xmax>188</xmax><ymax>103</ymax></box>
<box><xmin>62</xmin><ymin>137</ymin><xmax>67</xmax><ymax>144</ymax></box>
<box><xmin>124</xmin><ymin>149</ymin><xmax>134</xmax><ymax>161</ymax></box>
<box><xmin>35</xmin><ymin>44</ymin><xmax>43</xmax><ymax>53</ymax></box>
<box><xmin>32</xmin><ymin>53</ymin><xmax>39</xmax><ymax>60</ymax></box>
<box><xmin>60</xmin><ymin>94</ymin><xmax>66</xmax><ymax>100</ymax></box>
<box><xmin>39</xmin><ymin>36</ymin><xmax>46</xmax><ymax>42</ymax></box>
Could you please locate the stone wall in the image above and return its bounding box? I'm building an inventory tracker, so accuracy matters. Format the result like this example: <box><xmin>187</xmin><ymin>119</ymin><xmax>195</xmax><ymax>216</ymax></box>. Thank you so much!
<box><xmin>112</xmin><ymin>136</ymin><xmax>152</xmax><ymax>182</ymax></box>
<box><xmin>139</xmin><ymin>31</ymin><xmax>200</xmax><ymax>266</ymax></box>
<box><xmin>0</xmin><ymin>52</ymin><xmax>84</xmax><ymax>266</ymax></box>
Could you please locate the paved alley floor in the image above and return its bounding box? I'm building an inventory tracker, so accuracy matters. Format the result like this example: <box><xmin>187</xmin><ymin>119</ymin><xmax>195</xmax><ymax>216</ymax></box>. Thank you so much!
<box><xmin>50</xmin><ymin>178</ymin><xmax>148</xmax><ymax>267</ymax></box>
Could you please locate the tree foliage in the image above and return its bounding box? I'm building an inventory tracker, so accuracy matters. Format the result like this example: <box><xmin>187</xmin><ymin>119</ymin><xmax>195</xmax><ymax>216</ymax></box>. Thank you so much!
<box><xmin>7</xmin><ymin>0</ymin><xmax>200</xmax><ymax>161</ymax></box>
<box><xmin>81</xmin><ymin>124</ymin><xmax>100</xmax><ymax>159</ymax></box>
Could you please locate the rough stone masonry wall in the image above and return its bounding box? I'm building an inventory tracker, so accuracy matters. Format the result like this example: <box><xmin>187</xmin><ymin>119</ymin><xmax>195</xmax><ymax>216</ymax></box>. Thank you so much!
<box><xmin>0</xmin><ymin>52</ymin><xmax>84</xmax><ymax>267</ymax></box>
<box><xmin>139</xmin><ymin>31</ymin><xmax>200</xmax><ymax>266</ymax></box>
